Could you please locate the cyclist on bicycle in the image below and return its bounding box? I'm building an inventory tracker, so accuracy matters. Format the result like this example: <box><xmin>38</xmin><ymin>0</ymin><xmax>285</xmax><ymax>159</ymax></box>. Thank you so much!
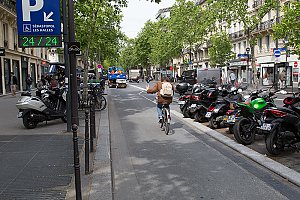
<box><xmin>146</xmin><ymin>76</ymin><xmax>174</xmax><ymax>123</ymax></box>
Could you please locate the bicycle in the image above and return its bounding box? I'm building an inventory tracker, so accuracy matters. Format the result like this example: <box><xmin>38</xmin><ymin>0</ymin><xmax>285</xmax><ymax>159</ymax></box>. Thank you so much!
<box><xmin>78</xmin><ymin>84</ymin><xmax>107</xmax><ymax>111</ymax></box>
<box><xmin>160</xmin><ymin>104</ymin><xmax>171</xmax><ymax>135</ymax></box>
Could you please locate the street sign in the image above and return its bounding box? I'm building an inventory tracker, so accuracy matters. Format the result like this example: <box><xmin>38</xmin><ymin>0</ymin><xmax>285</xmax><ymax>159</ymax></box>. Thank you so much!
<box><xmin>16</xmin><ymin>0</ymin><xmax>62</xmax><ymax>47</ymax></box>
<box><xmin>68</xmin><ymin>42</ymin><xmax>81</xmax><ymax>54</ymax></box>
<box><xmin>274</xmin><ymin>50</ymin><xmax>281</xmax><ymax>58</ymax></box>
<box><xmin>0</xmin><ymin>48</ymin><xmax>5</xmax><ymax>56</ymax></box>
<box><xmin>294</xmin><ymin>62</ymin><xmax>298</xmax><ymax>68</ymax></box>
<box><xmin>238</xmin><ymin>54</ymin><xmax>248</xmax><ymax>57</ymax></box>
<box><xmin>97</xmin><ymin>64</ymin><xmax>103</xmax><ymax>69</ymax></box>
<box><xmin>246</xmin><ymin>47</ymin><xmax>250</xmax><ymax>52</ymax></box>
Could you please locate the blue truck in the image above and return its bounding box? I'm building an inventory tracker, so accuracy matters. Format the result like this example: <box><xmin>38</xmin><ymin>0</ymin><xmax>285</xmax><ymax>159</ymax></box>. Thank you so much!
<box><xmin>108</xmin><ymin>67</ymin><xmax>127</xmax><ymax>88</ymax></box>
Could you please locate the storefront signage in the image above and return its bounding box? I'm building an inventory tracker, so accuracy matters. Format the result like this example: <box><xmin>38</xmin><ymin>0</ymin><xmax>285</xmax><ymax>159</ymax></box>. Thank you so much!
<box><xmin>229</xmin><ymin>61</ymin><xmax>247</xmax><ymax>67</ymax></box>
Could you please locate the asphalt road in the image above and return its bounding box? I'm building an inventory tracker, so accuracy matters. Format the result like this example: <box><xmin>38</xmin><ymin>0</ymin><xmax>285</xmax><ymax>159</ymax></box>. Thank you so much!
<box><xmin>109</xmin><ymin>83</ymin><xmax>300</xmax><ymax>200</ymax></box>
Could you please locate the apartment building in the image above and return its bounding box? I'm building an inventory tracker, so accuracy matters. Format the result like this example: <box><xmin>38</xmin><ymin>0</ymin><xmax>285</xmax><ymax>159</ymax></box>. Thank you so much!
<box><xmin>0</xmin><ymin>0</ymin><xmax>49</xmax><ymax>95</ymax></box>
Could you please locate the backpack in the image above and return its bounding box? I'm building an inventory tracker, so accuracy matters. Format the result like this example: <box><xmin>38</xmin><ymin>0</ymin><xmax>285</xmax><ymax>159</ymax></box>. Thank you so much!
<box><xmin>160</xmin><ymin>82</ymin><xmax>173</xmax><ymax>97</ymax></box>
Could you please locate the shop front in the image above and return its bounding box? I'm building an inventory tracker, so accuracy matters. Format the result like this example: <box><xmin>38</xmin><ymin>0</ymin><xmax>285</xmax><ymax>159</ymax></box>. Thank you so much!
<box><xmin>229</xmin><ymin>59</ymin><xmax>248</xmax><ymax>85</ymax></box>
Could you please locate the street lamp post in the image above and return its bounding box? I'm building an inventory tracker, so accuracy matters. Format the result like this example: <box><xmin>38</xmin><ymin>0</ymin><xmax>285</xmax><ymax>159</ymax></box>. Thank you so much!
<box><xmin>246</xmin><ymin>47</ymin><xmax>250</xmax><ymax>86</ymax></box>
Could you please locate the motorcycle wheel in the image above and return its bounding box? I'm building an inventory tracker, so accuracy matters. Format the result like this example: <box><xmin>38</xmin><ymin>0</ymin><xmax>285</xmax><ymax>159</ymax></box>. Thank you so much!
<box><xmin>61</xmin><ymin>109</ymin><xmax>67</xmax><ymax>123</ymax></box>
<box><xmin>265</xmin><ymin>125</ymin><xmax>284</xmax><ymax>155</ymax></box>
<box><xmin>94</xmin><ymin>95</ymin><xmax>107</xmax><ymax>111</ymax></box>
<box><xmin>233</xmin><ymin>117</ymin><xmax>255</xmax><ymax>145</ymax></box>
<box><xmin>194</xmin><ymin>111</ymin><xmax>205</xmax><ymax>122</ymax></box>
<box><xmin>182</xmin><ymin>105</ymin><xmax>191</xmax><ymax>118</ymax></box>
<box><xmin>23</xmin><ymin>112</ymin><xmax>38</xmax><ymax>129</ymax></box>
<box><xmin>209</xmin><ymin>115</ymin><xmax>220</xmax><ymax>129</ymax></box>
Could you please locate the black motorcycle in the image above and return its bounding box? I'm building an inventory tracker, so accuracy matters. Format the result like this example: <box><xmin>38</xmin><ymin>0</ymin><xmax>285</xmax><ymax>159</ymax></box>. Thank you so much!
<box><xmin>206</xmin><ymin>88</ymin><xmax>244</xmax><ymax>129</ymax></box>
<box><xmin>263</xmin><ymin>93</ymin><xmax>300</xmax><ymax>155</ymax></box>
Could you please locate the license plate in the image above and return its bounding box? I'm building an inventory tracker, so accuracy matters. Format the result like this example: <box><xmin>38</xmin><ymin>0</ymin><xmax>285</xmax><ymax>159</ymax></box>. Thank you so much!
<box><xmin>178</xmin><ymin>100</ymin><xmax>186</xmax><ymax>105</ymax></box>
<box><xmin>205</xmin><ymin>112</ymin><xmax>212</xmax><ymax>118</ymax></box>
<box><xmin>17</xmin><ymin>112</ymin><xmax>23</xmax><ymax>118</ymax></box>
<box><xmin>260</xmin><ymin>123</ymin><xmax>272</xmax><ymax>131</ymax></box>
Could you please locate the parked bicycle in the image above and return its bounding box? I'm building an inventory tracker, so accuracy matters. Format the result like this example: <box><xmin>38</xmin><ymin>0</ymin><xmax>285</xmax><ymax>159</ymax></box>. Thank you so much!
<box><xmin>160</xmin><ymin>104</ymin><xmax>171</xmax><ymax>135</ymax></box>
<box><xmin>78</xmin><ymin>83</ymin><xmax>107</xmax><ymax>111</ymax></box>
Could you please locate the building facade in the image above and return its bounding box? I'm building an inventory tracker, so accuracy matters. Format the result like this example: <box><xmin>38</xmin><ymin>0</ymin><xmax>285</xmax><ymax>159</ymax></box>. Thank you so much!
<box><xmin>0</xmin><ymin>0</ymin><xmax>48</xmax><ymax>95</ymax></box>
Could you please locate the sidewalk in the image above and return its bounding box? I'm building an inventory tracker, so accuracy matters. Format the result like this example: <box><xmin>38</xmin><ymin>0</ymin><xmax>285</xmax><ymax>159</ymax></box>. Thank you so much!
<box><xmin>66</xmin><ymin>95</ymin><xmax>112</xmax><ymax>200</ymax></box>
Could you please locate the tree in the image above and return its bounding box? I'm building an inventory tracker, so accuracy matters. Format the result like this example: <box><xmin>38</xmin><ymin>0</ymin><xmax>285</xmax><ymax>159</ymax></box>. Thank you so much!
<box><xmin>208</xmin><ymin>32</ymin><xmax>234</xmax><ymax>67</ymax></box>
<box><xmin>272</xmin><ymin>2</ymin><xmax>300</xmax><ymax>57</ymax></box>
<box><xmin>208</xmin><ymin>0</ymin><xmax>277</xmax><ymax>87</ymax></box>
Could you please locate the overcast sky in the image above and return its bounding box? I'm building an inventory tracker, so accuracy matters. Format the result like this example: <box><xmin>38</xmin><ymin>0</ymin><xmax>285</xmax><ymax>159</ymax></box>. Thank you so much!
<box><xmin>120</xmin><ymin>0</ymin><xmax>175</xmax><ymax>38</ymax></box>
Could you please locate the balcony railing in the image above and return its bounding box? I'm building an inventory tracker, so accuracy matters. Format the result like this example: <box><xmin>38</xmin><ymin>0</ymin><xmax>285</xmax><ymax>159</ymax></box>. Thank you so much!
<box><xmin>253</xmin><ymin>19</ymin><xmax>275</xmax><ymax>32</ymax></box>
<box><xmin>253</xmin><ymin>0</ymin><xmax>263</xmax><ymax>9</ymax></box>
<box><xmin>0</xmin><ymin>0</ymin><xmax>16</xmax><ymax>13</ymax></box>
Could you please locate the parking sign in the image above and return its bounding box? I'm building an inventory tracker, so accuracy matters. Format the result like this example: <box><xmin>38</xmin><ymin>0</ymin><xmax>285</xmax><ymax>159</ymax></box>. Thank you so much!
<box><xmin>16</xmin><ymin>0</ymin><xmax>62</xmax><ymax>47</ymax></box>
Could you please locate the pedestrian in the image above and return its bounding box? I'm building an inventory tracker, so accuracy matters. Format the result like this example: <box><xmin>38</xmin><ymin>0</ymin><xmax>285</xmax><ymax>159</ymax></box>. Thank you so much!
<box><xmin>9</xmin><ymin>72</ymin><xmax>18</xmax><ymax>96</ymax></box>
<box><xmin>25</xmin><ymin>74</ymin><xmax>33</xmax><ymax>92</ymax></box>
<box><xmin>279</xmin><ymin>69</ymin><xmax>286</xmax><ymax>89</ymax></box>
<box><xmin>229</xmin><ymin>71</ymin><xmax>236</xmax><ymax>86</ymax></box>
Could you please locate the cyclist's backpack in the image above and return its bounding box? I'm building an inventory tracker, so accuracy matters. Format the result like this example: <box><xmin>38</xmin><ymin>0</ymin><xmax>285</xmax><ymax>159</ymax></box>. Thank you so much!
<box><xmin>160</xmin><ymin>82</ymin><xmax>173</xmax><ymax>97</ymax></box>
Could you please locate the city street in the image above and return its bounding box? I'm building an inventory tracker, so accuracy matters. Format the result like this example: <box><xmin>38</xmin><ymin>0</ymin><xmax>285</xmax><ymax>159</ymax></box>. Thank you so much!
<box><xmin>108</xmin><ymin>82</ymin><xmax>300</xmax><ymax>199</ymax></box>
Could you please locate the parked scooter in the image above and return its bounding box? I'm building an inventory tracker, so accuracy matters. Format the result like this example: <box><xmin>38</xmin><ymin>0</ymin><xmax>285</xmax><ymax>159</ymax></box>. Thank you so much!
<box><xmin>16</xmin><ymin>87</ymin><xmax>67</xmax><ymax>129</ymax></box>
<box><xmin>263</xmin><ymin>92</ymin><xmax>300</xmax><ymax>155</ymax></box>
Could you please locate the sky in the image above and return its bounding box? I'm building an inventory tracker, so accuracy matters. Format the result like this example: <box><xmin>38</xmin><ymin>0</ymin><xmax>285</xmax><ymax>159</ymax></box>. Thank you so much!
<box><xmin>120</xmin><ymin>0</ymin><xmax>176</xmax><ymax>39</ymax></box>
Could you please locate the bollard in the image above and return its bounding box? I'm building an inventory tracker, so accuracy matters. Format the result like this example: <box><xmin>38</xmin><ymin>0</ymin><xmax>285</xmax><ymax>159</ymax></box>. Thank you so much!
<box><xmin>85</xmin><ymin>109</ymin><xmax>89</xmax><ymax>174</ymax></box>
<box><xmin>72</xmin><ymin>124</ymin><xmax>82</xmax><ymax>199</ymax></box>
<box><xmin>91</xmin><ymin>98</ymin><xmax>96</xmax><ymax>139</ymax></box>
<box><xmin>90</xmin><ymin>100</ymin><xmax>94</xmax><ymax>152</ymax></box>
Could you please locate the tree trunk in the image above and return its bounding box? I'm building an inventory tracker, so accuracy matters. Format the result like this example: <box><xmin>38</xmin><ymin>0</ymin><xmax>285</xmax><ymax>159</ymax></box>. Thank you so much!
<box><xmin>250</xmin><ymin>43</ymin><xmax>258</xmax><ymax>89</ymax></box>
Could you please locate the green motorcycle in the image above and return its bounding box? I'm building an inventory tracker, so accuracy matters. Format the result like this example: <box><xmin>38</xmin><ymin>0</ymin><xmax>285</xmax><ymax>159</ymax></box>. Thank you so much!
<box><xmin>233</xmin><ymin>91</ymin><xmax>276</xmax><ymax>145</ymax></box>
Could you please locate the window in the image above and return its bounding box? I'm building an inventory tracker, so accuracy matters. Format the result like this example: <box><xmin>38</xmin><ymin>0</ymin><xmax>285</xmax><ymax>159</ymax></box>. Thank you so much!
<box><xmin>258</xmin><ymin>38</ymin><xmax>262</xmax><ymax>53</ymax></box>
<box><xmin>13</xmin><ymin>28</ymin><xmax>18</xmax><ymax>50</ymax></box>
<box><xmin>238</xmin><ymin>43</ymin><xmax>241</xmax><ymax>54</ymax></box>
<box><xmin>233</xmin><ymin>44</ymin><xmax>236</xmax><ymax>53</ymax></box>
<box><xmin>3</xmin><ymin>23</ymin><xmax>8</xmax><ymax>48</ymax></box>
<box><xmin>265</xmin><ymin>35</ymin><xmax>270</xmax><ymax>51</ymax></box>
<box><xmin>243</xmin><ymin>41</ymin><xmax>247</xmax><ymax>52</ymax></box>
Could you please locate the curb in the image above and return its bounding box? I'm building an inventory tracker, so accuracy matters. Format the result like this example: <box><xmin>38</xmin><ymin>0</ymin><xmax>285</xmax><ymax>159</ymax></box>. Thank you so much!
<box><xmin>172</xmin><ymin>110</ymin><xmax>300</xmax><ymax>187</ymax></box>
<box><xmin>88</xmin><ymin>94</ymin><xmax>112</xmax><ymax>200</ymax></box>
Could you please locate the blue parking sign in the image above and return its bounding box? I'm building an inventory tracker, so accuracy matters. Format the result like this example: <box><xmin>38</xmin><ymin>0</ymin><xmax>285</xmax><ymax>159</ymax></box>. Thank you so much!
<box><xmin>16</xmin><ymin>0</ymin><xmax>61</xmax><ymax>36</ymax></box>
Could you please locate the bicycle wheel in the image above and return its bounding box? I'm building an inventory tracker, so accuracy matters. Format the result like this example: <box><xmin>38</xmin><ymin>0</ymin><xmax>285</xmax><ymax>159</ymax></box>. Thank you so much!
<box><xmin>94</xmin><ymin>95</ymin><xmax>107</xmax><ymax>111</ymax></box>
<box><xmin>164</xmin><ymin>109</ymin><xmax>170</xmax><ymax>135</ymax></box>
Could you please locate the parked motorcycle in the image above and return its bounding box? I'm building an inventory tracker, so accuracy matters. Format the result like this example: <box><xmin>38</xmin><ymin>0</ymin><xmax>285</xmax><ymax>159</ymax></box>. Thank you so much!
<box><xmin>233</xmin><ymin>89</ymin><xmax>278</xmax><ymax>145</ymax></box>
<box><xmin>206</xmin><ymin>87</ymin><xmax>244</xmax><ymax>129</ymax></box>
<box><xmin>263</xmin><ymin>92</ymin><xmax>300</xmax><ymax>155</ymax></box>
<box><xmin>16</xmin><ymin>87</ymin><xmax>67</xmax><ymax>129</ymax></box>
<box><xmin>189</xmin><ymin>86</ymin><xmax>220</xmax><ymax>122</ymax></box>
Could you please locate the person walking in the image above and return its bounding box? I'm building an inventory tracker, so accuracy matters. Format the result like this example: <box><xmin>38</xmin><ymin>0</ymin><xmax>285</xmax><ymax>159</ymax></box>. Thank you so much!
<box><xmin>9</xmin><ymin>72</ymin><xmax>18</xmax><ymax>96</ymax></box>
<box><xmin>229</xmin><ymin>71</ymin><xmax>236</xmax><ymax>86</ymax></box>
<box><xmin>25</xmin><ymin>74</ymin><xmax>33</xmax><ymax>92</ymax></box>
<box><xmin>279</xmin><ymin>69</ymin><xmax>286</xmax><ymax>89</ymax></box>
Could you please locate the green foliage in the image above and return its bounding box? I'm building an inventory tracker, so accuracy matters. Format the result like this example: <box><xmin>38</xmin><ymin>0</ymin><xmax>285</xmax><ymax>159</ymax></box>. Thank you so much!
<box><xmin>273</xmin><ymin>2</ymin><xmax>300</xmax><ymax>57</ymax></box>
<box><xmin>208</xmin><ymin>32</ymin><xmax>234</xmax><ymax>67</ymax></box>
<box><xmin>74</xmin><ymin>0</ymin><xmax>126</xmax><ymax>64</ymax></box>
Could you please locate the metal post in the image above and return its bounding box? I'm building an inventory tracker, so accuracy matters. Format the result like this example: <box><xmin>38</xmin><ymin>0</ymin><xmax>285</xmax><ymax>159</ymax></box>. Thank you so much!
<box><xmin>72</xmin><ymin>124</ymin><xmax>82</xmax><ymax>199</ymax></box>
<box><xmin>90</xmin><ymin>100</ymin><xmax>94</xmax><ymax>152</ymax></box>
<box><xmin>68</xmin><ymin>0</ymin><xmax>81</xmax><ymax>199</ymax></box>
<box><xmin>62</xmin><ymin>0</ymin><xmax>71</xmax><ymax>132</ymax></box>
<box><xmin>274</xmin><ymin>0</ymin><xmax>279</xmax><ymax>90</ymax></box>
<box><xmin>85</xmin><ymin>109</ymin><xmax>89</xmax><ymax>175</ymax></box>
